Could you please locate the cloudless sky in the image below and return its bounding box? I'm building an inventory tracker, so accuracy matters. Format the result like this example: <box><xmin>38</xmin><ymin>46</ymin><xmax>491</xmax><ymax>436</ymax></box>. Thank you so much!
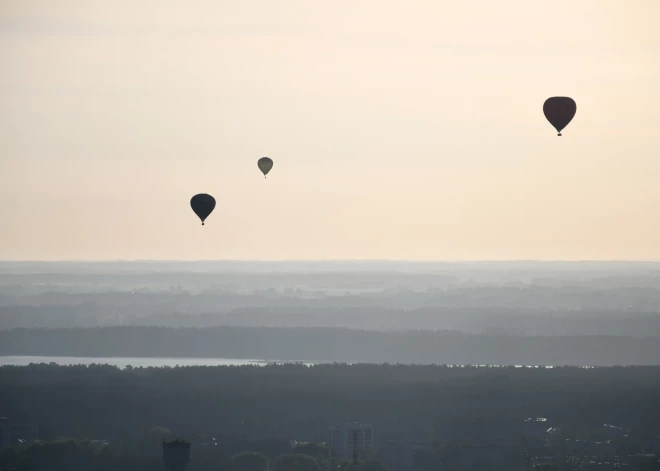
<box><xmin>1</xmin><ymin>0</ymin><xmax>659</xmax><ymax>260</ymax></box>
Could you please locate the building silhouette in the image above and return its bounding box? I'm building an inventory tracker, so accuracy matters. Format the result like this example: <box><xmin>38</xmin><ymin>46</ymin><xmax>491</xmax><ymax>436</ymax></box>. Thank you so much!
<box><xmin>0</xmin><ymin>418</ymin><xmax>38</xmax><ymax>450</ymax></box>
<box><xmin>0</xmin><ymin>417</ymin><xmax>8</xmax><ymax>452</ymax></box>
<box><xmin>328</xmin><ymin>422</ymin><xmax>374</xmax><ymax>462</ymax></box>
<box><xmin>163</xmin><ymin>439</ymin><xmax>191</xmax><ymax>471</ymax></box>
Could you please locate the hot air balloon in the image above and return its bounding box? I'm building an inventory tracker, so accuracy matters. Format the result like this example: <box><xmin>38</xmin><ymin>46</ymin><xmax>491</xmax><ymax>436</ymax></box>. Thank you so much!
<box><xmin>190</xmin><ymin>193</ymin><xmax>216</xmax><ymax>225</ymax></box>
<box><xmin>258</xmin><ymin>157</ymin><xmax>273</xmax><ymax>178</ymax></box>
<box><xmin>543</xmin><ymin>97</ymin><xmax>577</xmax><ymax>136</ymax></box>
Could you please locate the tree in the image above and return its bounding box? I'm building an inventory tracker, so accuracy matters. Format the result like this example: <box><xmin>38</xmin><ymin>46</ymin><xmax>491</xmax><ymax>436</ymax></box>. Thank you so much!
<box><xmin>359</xmin><ymin>460</ymin><xmax>388</xmax><ymax>471</ymax></box>
<box><xmin>413</xmin><ymin>448</ymin><xmax>440</xmax><ymax>471</ymax></box>
<box><xmin>276</xmin><ymin>453</ymin><xmax>320</xmax><ymax>471</ymax></box>
<box><xmin>438</xmin><ymin>442</ymin><xmax>461</xmax><ymax>469</ymax></box>
<box><xmin>535</xmin><ymin>464</ymin><xmax>560</xmax><ymax>471</ymax></box>
<box><xmin>232</xmin><ymin>451</ymin><xmax>270</xmax><ymax>471</ymax></box>
<box><xmin>294</xmin><ymin>443</ymin><xmax>331</xmax><ymax>460</ymax></box>
<box><xmin>336</xmin><ymin>460</ymin><xmax>388</xmax><ymax>471</ymax></box>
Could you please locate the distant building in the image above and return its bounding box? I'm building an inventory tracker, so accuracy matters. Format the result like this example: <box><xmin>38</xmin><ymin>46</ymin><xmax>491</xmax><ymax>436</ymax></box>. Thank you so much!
<box><xmin>0</xmin><ymin>417</ymin><xmax>8</xmax><ymax>451</ymax></box>
<box><xmin>9</xmin><ymin>423</ymin><xmax>38</xmax><ymax>447</ymax></box>
<box><xmin>328</xmin><ymin>422</ymin><xmax>374</xmax><ymax>462</ymax></box>
<box><xmin>90</xmin><ymin>439</ymin><xmax>111</xmax><ymax>449</ymax></box>
<box><xmin>163</xmin><ymin>440</ymin><xmax>191</xmax><ymax>471</ymax></box>
<box><xmin>0</xmin><ymin>419</ymin><xmax>38</xmax><ymax>450</ymax></box>
<box><xmin>524</xmin><ymin>417</ymin><xmax>550</xmax><ymax>439</ymax></box>
<box><xmin>547</xmin><ymin>427</ymin><xmax>562</xmax><ymax>436</ymax></box>
<box><xmin>524</xmin><ymin>417</ymin><xmax>548</xmax><ymax>423</ymax></box>
<box><xmin>602</xmin><ymin>424</ymin><xmax>628</xmax><ymax>440</ymax></box>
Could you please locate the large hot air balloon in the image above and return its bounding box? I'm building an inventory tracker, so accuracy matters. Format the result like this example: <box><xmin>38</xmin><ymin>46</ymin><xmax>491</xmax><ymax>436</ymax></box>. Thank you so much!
<box><xmin>543</xmin><ymin>97</ymin><xmax>577</xmax><ymax>136</ymax></box>
<box><xmin>258</xmin><ymin>157</ymin><xmax>273</xmax><ymax>178</ymax></box>
<box><xmin>190</xmin><ymin>193</ymin><xmax>216</xmax><ymax>225</ymax></box>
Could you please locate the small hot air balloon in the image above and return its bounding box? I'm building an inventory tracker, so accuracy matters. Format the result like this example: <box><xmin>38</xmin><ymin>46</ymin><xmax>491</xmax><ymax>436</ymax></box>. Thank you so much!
<box><xmin>543</xmin><ymin>97</ymin><xmax>577</xmax><ymax>136</ymax></box>
<box><xmin>190</xmin><ymin>193</ymin><xmax>216</xmax><ymax>225</ymax></box>
<box><xmin>258</xmin><ymin>157</ymin><xmax>273</xmax><ymax>178</ymax></box>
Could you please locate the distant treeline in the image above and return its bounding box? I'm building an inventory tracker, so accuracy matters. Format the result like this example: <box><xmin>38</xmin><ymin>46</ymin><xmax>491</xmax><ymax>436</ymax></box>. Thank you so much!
<box><xmin>2</xmin><ymin>326</ymin><xmax>660</xmax><ymax>365</ymax></box>
<box><xmin>0</xmin><ymin>436</ymin><xmax>371</xmax><ymax>471</ymax></box>
<box><xmin>1</xmin><ymin>363</ymin><xmax>659</xmax><ymax>445</ymax></box>
<box><xmin>2</xmin><ymin>303</ymin><xmax>660</xmax><ymax>336</ymax></box>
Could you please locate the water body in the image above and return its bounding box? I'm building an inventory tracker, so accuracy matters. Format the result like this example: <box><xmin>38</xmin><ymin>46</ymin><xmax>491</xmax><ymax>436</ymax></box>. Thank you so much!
<box><xmin>0</xmin><ymin>355</ymin><xmax>308</xmax><ymax>368</ymax></box>
<box><xmin>0</xmin><ymin>356</ymin><xmax>567</xmax><ymax>369</ymax></box>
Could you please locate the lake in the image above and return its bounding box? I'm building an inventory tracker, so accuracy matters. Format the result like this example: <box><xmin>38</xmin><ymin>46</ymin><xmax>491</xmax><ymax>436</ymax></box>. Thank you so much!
<box><xmin>0</xmin><ymin>356</ymin><xmax>563</xmax><ymax>368</ymax></box>
<box><xmin>0</xmin><ymin>355</ymin><xmax>316</xmax><ymax>368</ymax></box>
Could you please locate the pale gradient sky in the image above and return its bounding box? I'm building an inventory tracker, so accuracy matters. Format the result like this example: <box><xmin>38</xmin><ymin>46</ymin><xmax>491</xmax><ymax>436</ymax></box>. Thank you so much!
<box><xmin>1</xmin><ymin>0</ymin><xmax>659</xmax><ymax>261</ymax></box>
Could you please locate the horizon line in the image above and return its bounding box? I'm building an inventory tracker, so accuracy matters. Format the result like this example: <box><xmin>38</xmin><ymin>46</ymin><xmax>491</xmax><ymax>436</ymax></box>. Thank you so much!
<box><xmin>2</xmin><ymin>259</ymin><xmax>660</xmax><ymax>264</ymax></box>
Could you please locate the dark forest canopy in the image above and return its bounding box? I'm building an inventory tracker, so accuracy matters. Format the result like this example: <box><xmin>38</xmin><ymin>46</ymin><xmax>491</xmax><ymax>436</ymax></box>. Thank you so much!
<box><xmin>1</xmin><ymin>363</ymin><xmax>659</xmax><ymax>444</ymax></box>
<box><xmin>2</xmin><ymin>326</ymin><xmax>660</xmax><ymax>366</ymax></box>
<box><xmin>0</xmin><ymin>438</ymin><xmax>386</xmax><ymax>471</ymax></box>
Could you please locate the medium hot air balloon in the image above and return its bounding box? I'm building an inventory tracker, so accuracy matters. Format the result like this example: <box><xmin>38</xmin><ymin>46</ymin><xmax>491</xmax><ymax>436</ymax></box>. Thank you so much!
<box><xmin>543</xmin><ymin>97</ymin><xmax>577</xmax><ymax>136</ymax></box>
<box><xmin>258</xmin><ymin>157</ymin><xmax>273</xmax><ymax>178</ymax></box>
<box><xmin>190</xmin><ymin>193</ymin><xmax>216</xmax><ymax>225</ymax></box>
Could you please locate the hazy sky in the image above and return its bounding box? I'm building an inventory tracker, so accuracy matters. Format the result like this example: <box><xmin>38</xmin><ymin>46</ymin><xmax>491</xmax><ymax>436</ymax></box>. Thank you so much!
<box><xmin>1</xmin><ymin>0</ymin><xmax>659</xmax><ymax>261</ymax></box>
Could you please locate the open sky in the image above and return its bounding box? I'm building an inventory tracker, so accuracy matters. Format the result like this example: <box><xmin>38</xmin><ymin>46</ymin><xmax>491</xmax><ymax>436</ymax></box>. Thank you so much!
<box><xmin>1</xmin><ymin>0</ymin><xmax>659</xmax><ymax>260</ymax></box>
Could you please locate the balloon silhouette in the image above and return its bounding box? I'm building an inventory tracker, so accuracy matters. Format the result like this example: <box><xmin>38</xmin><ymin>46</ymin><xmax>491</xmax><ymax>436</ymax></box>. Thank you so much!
<box><xmin>258</xmin><ymin>157</ymin><xmax>273</xmax><ymax>178</ymax></box>
<box><xmin>543</xmin><ymin>97</ymin><xmax>577</xmax><ymax>136</ymax></box>
<box><xmin>190</xmin><ymin>193</ymin><xmax>216</xmax><ymax>225</ymax></box>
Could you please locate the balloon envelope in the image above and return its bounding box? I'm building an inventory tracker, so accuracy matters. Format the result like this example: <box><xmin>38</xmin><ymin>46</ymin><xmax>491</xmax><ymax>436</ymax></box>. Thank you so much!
<box><xmin>190</xmin><ymin>194</ymin><xmax>216</xmax><ymax>225</ymax></box>
<box><xmin>543</xmin><ymin>97</ymin><xmax>577</xmax><ymax>136</ymax></box>
<box><xmin>258</xmin><ymin>157</ymin><xmax>273</xmax><ymax>177</ymax></box>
